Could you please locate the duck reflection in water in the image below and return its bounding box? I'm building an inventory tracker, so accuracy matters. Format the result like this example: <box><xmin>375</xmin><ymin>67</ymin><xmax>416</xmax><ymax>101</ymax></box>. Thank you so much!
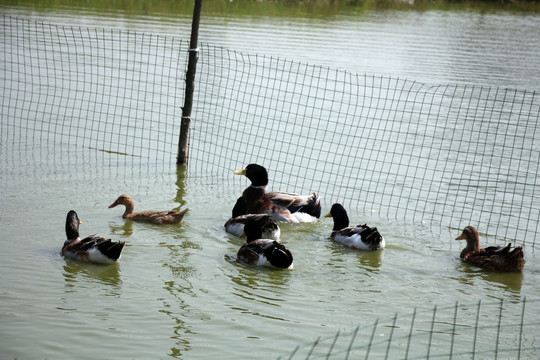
<box><xmin>455</xmin><ymin>263</ymin><xmax>523</xmax><ymax>300</ymax></box>
<box><xmin>62</xmin><ymin>260</ymin><xmax>122</xmax><ymax>288</ymax></box>
<box><xmin>109</xmin><ymin>220</ymin><xmax>133</xmax><ymax>237</ymax></box>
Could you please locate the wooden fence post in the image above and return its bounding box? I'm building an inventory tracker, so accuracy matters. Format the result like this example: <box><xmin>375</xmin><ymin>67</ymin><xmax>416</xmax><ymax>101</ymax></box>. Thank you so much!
<box><xmin>177</xmin><ymin>0</ymin><xmax>202</xmax><ymax>165</ymax></box>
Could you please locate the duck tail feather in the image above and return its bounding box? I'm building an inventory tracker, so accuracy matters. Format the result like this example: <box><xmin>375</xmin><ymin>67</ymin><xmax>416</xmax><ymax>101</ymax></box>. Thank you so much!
<box><xmin>97</xmin><ymin>240</ymin><xmax>126</xmax><ymax>261</ymax></box>
<box><xmin>290</xmin><ymin>192</ymin><xmax>321</xmax><ymax>218</ymax></box>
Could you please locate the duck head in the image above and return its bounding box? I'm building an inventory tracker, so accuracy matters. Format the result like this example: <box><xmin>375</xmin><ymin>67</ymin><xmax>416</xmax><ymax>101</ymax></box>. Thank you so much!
<box><xmin>234</xmin><ymin>164</ymin><xmax>269</xmax><ymax>187</ymax></box>
<box><xmin>455</xmin><ymin>225</ymin><xmax>480</xmax><ymax>258</ymax></box>
<box><xmin>65</xmin><ymin>210</ymin><xmax>81</xmax><ymax>240</ymax></box>
<box><xmin>108</xmin><ymin>194</ymin><xmax>135</xmax><ymax>218</ymax></box>
<box><xmin>325</xmin><ymin>203</ymin><xmax>350</xmax><ymax>231</ymax></box>
<box><xmin>108</xmin><ymin>194</ymin><xmax>133</xmax><ymax>208</ymax></box>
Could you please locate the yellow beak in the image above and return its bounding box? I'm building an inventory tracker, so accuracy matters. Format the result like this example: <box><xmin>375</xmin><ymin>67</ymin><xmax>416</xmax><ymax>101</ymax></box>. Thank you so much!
<box><xmin>234</xmin><ymin>169</ymin><xmax>247</xmax><ymax>175</ymax></box>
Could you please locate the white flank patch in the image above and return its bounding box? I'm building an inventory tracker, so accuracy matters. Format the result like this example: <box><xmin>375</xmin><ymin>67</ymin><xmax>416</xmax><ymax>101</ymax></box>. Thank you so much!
<box><xmin>226</xmin><ymin>222</ymin><xmax>244</xmax><ymax>237</ymax></box>
<box><xmin>334</xmin><ymin>234</ymin><xmax>376</xmax><ymax>250</ymax></box>
<box><xmin>291</xmin><ymin>212</ymin><xmax>317</xmax><ymax>223</ymax></box>
<box><xmin>88</xmin><ymin>248</ymin><xmax>117</xmax><ymax>264</ymax></box>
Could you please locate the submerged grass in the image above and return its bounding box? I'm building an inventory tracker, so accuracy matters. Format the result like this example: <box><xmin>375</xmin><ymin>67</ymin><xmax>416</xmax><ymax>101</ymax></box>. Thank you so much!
<box><xmin>3</xmin><ymin>0</ymin><xmax>540</xmax><ymax>19</ymax></box>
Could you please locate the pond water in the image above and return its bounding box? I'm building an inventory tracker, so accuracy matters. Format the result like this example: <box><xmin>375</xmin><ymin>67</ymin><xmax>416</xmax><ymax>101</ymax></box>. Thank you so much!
<box><xmin>1</xmin><ymin>3</ymin><xmax>540</xmax><ymax>360</ymax></box>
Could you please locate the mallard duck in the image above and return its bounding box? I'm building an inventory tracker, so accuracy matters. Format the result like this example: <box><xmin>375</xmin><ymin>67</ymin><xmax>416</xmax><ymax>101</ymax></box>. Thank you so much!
<box><xmin>236</xmin><ymin>215</ymin><xmax>293</xmax><ymax>269</ymax></box>
<box><xmin>108</xmin><ymin>194</ymin><xmax>188</xmax><ymax>224</ymax></box>
<box><xmin>224</xmin><ymin>197</ymin><xmax>281</xmax><ymax>239</ymax></box>
<box><xmin>62</xmin><ymin>210</ymin><xmax>125</xmax><ymax>264</ymax></box>
<box><xmin>325</xmin><ymin>203</ymin><xmax>385</xmax><ymax>250</ymax></box>
<box><xmin>455</xmin><ymin>225</ymin><xmax>525</xmax><ymax>272</ymax></box>
<box><xmin>234</xmin><ymin>164</ymin><xmax>321</xmax><ymax>223</ymax></box>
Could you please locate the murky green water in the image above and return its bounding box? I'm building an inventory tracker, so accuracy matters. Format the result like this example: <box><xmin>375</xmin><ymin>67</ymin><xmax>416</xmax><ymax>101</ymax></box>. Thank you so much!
<box><xmin>1</xmin><ymin>2</ymin><xmax>539</xmax><ymax>359</ymax></box>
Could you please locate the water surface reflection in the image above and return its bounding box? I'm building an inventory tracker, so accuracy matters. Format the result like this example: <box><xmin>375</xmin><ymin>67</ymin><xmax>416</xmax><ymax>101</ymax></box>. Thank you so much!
<box><xmin>62</xmin><ymin>260</ymin><xmax>122</xmax><ymax>290</ymax></box>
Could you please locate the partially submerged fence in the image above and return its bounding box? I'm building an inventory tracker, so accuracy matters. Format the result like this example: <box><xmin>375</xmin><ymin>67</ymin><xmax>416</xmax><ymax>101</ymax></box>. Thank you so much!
<box><xmin>1</xmin><ymin>15</ymin><xmax>539</xmax><ymax>250</ymax></box>
<box><xmin>277</xmin><ymin>298</ymin><xmax>540</xmax><ymax>360</ymax></box>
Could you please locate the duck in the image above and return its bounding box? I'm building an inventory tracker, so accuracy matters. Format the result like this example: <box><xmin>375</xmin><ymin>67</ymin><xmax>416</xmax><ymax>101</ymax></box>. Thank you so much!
<box><xmin>108</xmin><ymin>194</ymin><xmax>188</xmax><ymax>224</ymax></box>
<box><xmin>62</xmin><ymin>210</ymin><xmax>125</xmax><ymax>264</ymax></box>
<box><xmin>455</xmin><ymin>225</ymin><xmax>525</xmax><ymax>272</ymax></box>
<box><xmin>325</xmin><ymin>203</ymin><xmax>385</xmax><ymax>250</ymax></box>
<box><xmin>234</xmin><ymin>164</ymin><xmax>321</xmax><ymax>223</ymax></box>
<box><xmin>224</xmin><ymin>197</ymin><xmax>281</xmax><ymax>239</ymax></box>
<box><xmin>236</xmin><ymin>215</ymin><xmax>293</xmax><ymax>269</ymax></box>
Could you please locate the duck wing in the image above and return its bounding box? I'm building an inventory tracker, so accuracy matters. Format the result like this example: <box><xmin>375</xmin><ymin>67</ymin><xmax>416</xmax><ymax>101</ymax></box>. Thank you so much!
<box><xmin>225</xmin><ymin>215</ymin><xmax>248</xmax><ymax>236</ymax></box>
<box><xmin>129</xmin><ymin>208</ymin><xmax>188</xmax><ymax>224</ymax></box>
<box><xmin>225</xmin><ymin>214</ymin><xmax>281</xmax><ymax>239</ymax></box>
<box><xmin>482</xmin><ymin>243</ymin><xmax>511</xmax><ymax>255</ymax></box>
<box><xmin>237</xmin><ymin>239</ymin><xmax>272</xmax><ymax>265</ymax></box>
<box><xmin>267</xmin><ymin>191</ymin><xmax>321</xmax><ymax>218</ymax></box>
<box><xmin>62</xmin><ymin>235</ymin><xmax>125</xmax><ymax>264</ymax></box>
<box><xmin>464</xmin><ymin>246</ymin><xmax>524</xmax><ymax>272</ymax></box>
<box><xmin>332</xmin><ymin>225</ymin><xmax>385</xmax><ymax>250</ymax></box>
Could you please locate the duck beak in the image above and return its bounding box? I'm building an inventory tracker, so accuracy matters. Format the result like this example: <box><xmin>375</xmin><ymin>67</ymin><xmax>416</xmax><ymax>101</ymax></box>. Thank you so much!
<box><xmin>240</xmin><ymin>232</ymin><xmax>246</xmax><ymax>238</ymax></box>
<box><xmin>79</xmin><ymin>220</ymin><xmax>83</xmax><ymax>224</ymax></box>
<box><xmin>324</xmin><ymin>212</ymin><xmax>332</xmax><ymax>218</ymax></box>
<box><xmin>455</xmin><ymin>232</ymin><xmax>465</xmax><ymax>240</ymax></box>
<box><xmin>108</xmin><ymin>201</ymin><xmax>119</xmax><ymax>208</ymax></box>
<box><xmin>234</xmin><ymin>169</ymin><xmax>247</xmax><ymax>175</ymax></box>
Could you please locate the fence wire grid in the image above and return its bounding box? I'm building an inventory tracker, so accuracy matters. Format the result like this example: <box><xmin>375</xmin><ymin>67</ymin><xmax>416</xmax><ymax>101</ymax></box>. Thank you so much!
<box><xmin>2</xmin><ymin>14</ymin><xmax>539</xmax><ymax>360</ymax></box>
<box><xmin>1</xmin><ymin>15</ymin><xmax>539</xmax><ymax>251</ymax></box>
<box><xmin>277</xmin><ymin>298</ymin><xmax>540</xmax><ymax>360</ymax></box>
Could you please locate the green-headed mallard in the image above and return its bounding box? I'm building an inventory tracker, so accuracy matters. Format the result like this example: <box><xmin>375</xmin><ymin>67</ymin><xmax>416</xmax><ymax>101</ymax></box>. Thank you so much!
<box><xmin>234</xmin><ymin>164</ymin><xmax>320</xmax><ymax>223</ymax></box>
<box><xmin>62</xmin><ymin>210</ymin><xmax>125</xmax><ymax>264</ymax></box>
<box><xmin>325</xmin><ymin>203</ymin><xmax>385</xmax><ymax>250</ymax></box>
<box><xmin>236</xmin><ymin>215</ymin><xmax>293</xmax><ymax>269</ymax></box>
<box><xmin>224</xmin><ymin>197</ymin><xmax>281</xmax><ymax>239</ymax></box>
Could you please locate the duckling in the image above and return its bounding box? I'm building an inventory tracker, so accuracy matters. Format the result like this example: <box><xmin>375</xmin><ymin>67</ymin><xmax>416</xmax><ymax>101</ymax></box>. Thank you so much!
<box><xmin>455</xmin><ymin>225</ymin><xmax>524</xmax><ymax>272</ymax></box>
<box><xmin>236</xmin><ymin>215</ymin><xmax>293</xmax><ymax>269</ymax></box>
<box><xmin>62</xmin><ymin>210</ymin><xmax>125</xmax><ymax>264</ymax></box>
<box><xmin>108</xmin><ymin>194</ymin><xmax>188</xmax><ymax>224</ymax></box>
<box><xmin>224</xmin><ymin>197</ymin><xmax>281</xmax><ymax>239</ymax></box>
<box><xmin>234</xmin><ymin>164</ymin><xmax>321</xmax><ymax>223</ymax></box>
<box><xmin>325</xmin><ymin>203</ymin><xmax>385</xmax><ymax>250</ymax></box>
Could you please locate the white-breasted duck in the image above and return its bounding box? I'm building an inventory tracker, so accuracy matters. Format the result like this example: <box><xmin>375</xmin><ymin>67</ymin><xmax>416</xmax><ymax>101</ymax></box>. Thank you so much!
<box><xmin>62</xmin><ymin>210</ymin><xmax>125</xmax><ymax>264</ymax></box>
<box><xmin>225</xmin><ymin>197</ymin><xmax>281</xmax><ymax>239</ymax></box>
<box><xmin>236</xmin><ymin>215</ymin><xmax>293</xmax><ymax>269</ymax></box>
<box><xmin>234</xmin><ymin>164</ymin><xmax>320</xmax><ymax>223</ymax></box>
<box><xmin>325</xmin><ymin>203</ymin><xmax>385</xmax><ymax>250</ymax></box>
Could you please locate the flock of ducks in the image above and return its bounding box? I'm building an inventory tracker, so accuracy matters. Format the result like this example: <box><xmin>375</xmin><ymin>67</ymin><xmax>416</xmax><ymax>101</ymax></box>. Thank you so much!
<box><xmin>61</xmin><ymin>163</ymin><xmax>525</xmax><ymax>272</ymax></box>
<box><xmin>62</xmin><ymin>195</ymin><xmax>189</xmax><ymax>263</ymax></box>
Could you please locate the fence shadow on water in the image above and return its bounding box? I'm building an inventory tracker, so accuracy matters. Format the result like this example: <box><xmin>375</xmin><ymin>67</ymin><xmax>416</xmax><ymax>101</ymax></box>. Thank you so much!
<box><xmin>1</xmin><ymin>16</ymin><xmax>539</xmax><ymax>358</ymax></box>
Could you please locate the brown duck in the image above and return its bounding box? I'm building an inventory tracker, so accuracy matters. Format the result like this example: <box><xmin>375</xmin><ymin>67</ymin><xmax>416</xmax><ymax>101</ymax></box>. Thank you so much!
<box><xmin>108</xmin><ymin>194</ymin><xmax>188</xmax><ymax>224</ymax></box>
<box><xmin>455</xmin><ymin>225</ymin><xmax>524</xmax><ymax>272</ymax></box>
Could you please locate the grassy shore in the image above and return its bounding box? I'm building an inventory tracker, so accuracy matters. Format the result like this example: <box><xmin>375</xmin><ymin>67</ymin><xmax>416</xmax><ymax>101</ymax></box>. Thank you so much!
<box><xmin>3</xmin><ymin>0</ymin><xmax>540</xmax><ymax>18</ymax></box>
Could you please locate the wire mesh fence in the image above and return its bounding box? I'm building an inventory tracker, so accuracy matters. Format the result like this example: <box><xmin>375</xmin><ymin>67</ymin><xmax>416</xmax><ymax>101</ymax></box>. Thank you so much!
<box><xmin>277</xmin><ymin>297</ymin><xmax>540</xmax><ymax>360</ymax></box>
<box><xmin>1</xmin><ymin>15</ymin><xmax>186</xmax><ymax>163</ymax></box>
<box><xmin>1</xmin><ymin>15</ymin><xmax>539</xmax><ymax>251</ymax></box>
<box><xmin>193</xmin><ymin>45</ymin><xmax>540</xmax><ymax>250</ymax></box>
<box><xmin>1</xmin><ymin>14</ymin><xmax>539</xmax><ymax>359</ymax></box>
